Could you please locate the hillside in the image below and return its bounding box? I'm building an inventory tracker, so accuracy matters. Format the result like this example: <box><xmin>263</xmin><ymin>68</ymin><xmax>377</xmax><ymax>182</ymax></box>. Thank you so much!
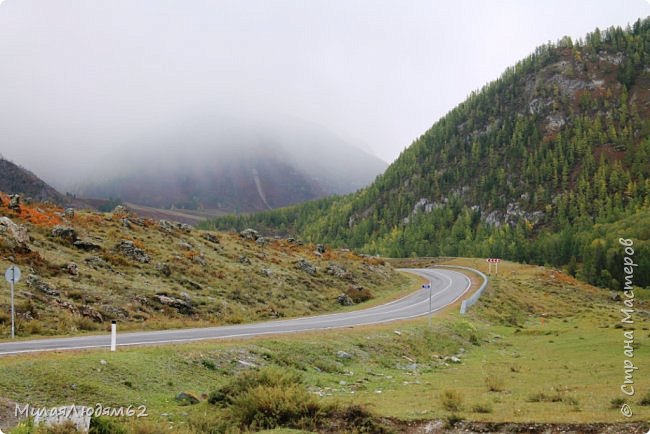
<box><xmin>0</xmin><ymin>158</ymin><xmax>66</xmax><ymax>205</ymax></box>
<box><xmin>206</xmin><ymin>19</ymin><xmax>650</xmax><ymax>290</ymax></box>
<box><xmin>0</xmin><ymin>193</ymin><xmax>408</xmax><ymax>338</ymax></box>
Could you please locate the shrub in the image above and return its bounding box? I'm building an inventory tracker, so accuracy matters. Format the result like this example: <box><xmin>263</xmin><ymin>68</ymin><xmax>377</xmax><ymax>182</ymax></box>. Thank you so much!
<box><xmin>89</xmin><ymin>417</ymin><xmax>127</xmax><ymax>434</ymax></box>
<box><xmin>471</xmin><ymin>403</ymin><xmax>493</xmax><ymax>413</ymax></box>
<box><xmin>639</xmin><ymin>391</ymin><xmax>650</xmax><ymax>406</ymax></box>
<box><xmin>345</xmin><ymin>285</ymin><xmax>373</xmax><ymax>303</ymax></box>
<box><xmin>610</xmin><ymin>397</ymin><xmax>626</xmax><ymax>408</ymax></box>
<box><xmin>440</xmin><ymin>389</ymin><xmax>463</xmax><ymax>412</ymax></box>
<box><xmin>229</xmin><ymin>384</ymin><xmax>322</xmax><ymax>430</ymax></box>
<box><xmin>208</xmin><ymin>367</ymin><xmax>302</xmax><ymax>406</ymax></box>
<box><xmin>484</xmin><ymin>373</ymin><xmax>505</xmax><ymax>392</ymax></box>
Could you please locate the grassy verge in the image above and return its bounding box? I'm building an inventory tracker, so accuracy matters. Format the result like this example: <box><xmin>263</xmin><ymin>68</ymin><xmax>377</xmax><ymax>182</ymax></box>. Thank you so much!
<box><xmin>1</xmin><ymin>260</ymin><xmax>648</xmax><ymax>432</ymax></box>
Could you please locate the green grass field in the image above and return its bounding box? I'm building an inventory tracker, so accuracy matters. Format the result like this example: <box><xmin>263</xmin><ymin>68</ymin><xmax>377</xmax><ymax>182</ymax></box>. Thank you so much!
<box><xmin>1</xmin><ymin>259</ymin><xmax>648</xmax><ymax>433</ymax></box>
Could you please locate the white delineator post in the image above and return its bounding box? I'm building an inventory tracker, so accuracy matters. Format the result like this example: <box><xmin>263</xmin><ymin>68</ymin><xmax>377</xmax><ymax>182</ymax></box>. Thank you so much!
<box><xmin>110</xmin><ymin>320</ymin><xmax>117</xmax><ymax>352</ymax></box>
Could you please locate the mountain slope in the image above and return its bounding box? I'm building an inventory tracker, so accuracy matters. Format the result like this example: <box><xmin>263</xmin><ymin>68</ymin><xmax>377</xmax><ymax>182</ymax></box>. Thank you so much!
<box><xmin>75</xmin><ymin>114</ymin><xmax>387</xmax><ymax>213</ymax></box>
<box><xmin>205</xmin><ymin>19</ymin><xmax>650</xmax><ymax>289</ymax></box>
<box><xmin>0</xmin><ymin>193</ymin><xmax>406</xmax><ymax>337</ymax></box>
<box><xmin>0</xmin><ymin>158</ymin><xmax>66</xmax><ymax>205</ymax></box>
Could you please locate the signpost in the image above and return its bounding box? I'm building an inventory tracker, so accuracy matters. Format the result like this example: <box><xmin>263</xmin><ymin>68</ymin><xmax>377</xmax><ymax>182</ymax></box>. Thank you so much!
<box><xmin>486</xmin><ymin>258</ymin><xmax>501</xmax><ymax>275</ymax></box>
<box><xmin>4</xmin><ymin>265</ymin><xmax>21</xmax><ymax>338</ymax></box>
<box><xmin>422</xmin><ymin>282</ymin><xmax>432</xmax><ymax>327</ymax></box>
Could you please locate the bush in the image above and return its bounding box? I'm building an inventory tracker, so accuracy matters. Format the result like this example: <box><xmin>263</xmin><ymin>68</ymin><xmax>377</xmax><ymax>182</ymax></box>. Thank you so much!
<box><xmin>89</xmin><ymin>417</ymin><xmax>127</xmax><ymax>434</ymax></box>
<box><xmin>229</xmin><ymin>384</ymin><xmax>322</xmax><ymax>430</ymax></box>
<box><xmin>440</xmin><ymin>389</ymin><xmax>463</xmax><ymax>412</ymax></box>
<box><xmin>484</xmin><ymin>373</ymin><xmax>505</xmax><ymax>392</ymax></box>
<box><xmin>345</xmin><ymin>285</ymin><xmax>373</xmax><ymax>303</ymax></box>
<box><xmin>610</xmin><ymin>397</ymin><xmax>626</xmax><ymax>408</ymax></box>
<box><xmin>639</xmin><ymin>391</ymin><xmax>650</xmax><ymax>406</ymax></box>
<box><xmin>471</xmin><ymin>403</ymin><xmax>493</xmax><ymax>413</ymax></box>
<box><xmin>208</xmin><ymin>367</ymin><xmax>303</xmax><ymax>406</ymax></box>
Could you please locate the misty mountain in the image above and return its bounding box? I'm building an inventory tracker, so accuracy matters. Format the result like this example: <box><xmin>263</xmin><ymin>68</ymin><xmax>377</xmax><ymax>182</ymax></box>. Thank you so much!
<box><xmin>75</xmin><ymin>113</ymin><xmax>387</xmax><ymax>212</ymax></box>
<box><xmin>0</xmin><ymin>158</ymin><xmax>66</xmax><ymax>204</ymax></box>
<box><xmin>205</xmin><ymin>20</ymin><xmax>650</xmax><ymax>289</ymax></box>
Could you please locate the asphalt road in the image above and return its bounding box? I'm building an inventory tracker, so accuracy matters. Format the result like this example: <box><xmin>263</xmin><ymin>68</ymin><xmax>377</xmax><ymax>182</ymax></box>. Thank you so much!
<box><xmin>0</xmin><ymin>268</ymin><xmax>472</xmax><ymax>356</ymax></box>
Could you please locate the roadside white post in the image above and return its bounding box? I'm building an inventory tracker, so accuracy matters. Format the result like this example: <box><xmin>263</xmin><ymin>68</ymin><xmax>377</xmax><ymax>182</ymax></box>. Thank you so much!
<box><xmin>429</xmin><ymin>281</ymin><xmax>432</xmax><ymax>328</ymax></box>
<box><xmin>4</xmin><ymin>265</ymin><xmax>21</xmax><ymax>339</ymax></box>
<box><xmin>110</xmin><ymin>320</ymin><xmax>117</xmax><ymax>351</ymax></box>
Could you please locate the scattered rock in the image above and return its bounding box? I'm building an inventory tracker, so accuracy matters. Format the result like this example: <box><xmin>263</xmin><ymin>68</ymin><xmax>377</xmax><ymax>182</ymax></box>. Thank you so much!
<box><xmin>336</xmin><ymin>350</ymin><xmax>353</xmax><ymax>360</ymax></box>
<box><xmin>315</xmin><ymin>244</ymin><xmax>326</xmax><ymax>254</ymax></box>
<box><xmin>100</xmin><ymin>359</ymin><xmax>107</xmax><ymax>365</ymax></box>
<box><xmin>84</xmin><ymin>256</ymin><xmax>110</xmax><ymax>270</ymax></box>
<box><xmin>256</xmin><ymin>237</ymin><xmax>268</xmax><ymax>246</ymax></box>
<box><xmin>100</xmin><ymin>304</ymin><xmax>129</xmax><ymax>320</ymax></box>
<box><xmin>154</xmin><ymin>294</ymin><xmax>193</xmax><ymax>314</ymax></box>
<box><xmin>64</xmin><ymin>208</ymin><xmax>75</xmax><ymax>219</ymax></box>
<box><xmin>79</xmin><ymin>305</ymin><xmax>103</xmax><ymax>322</ymax></box>
<box><xmin>239</xmin><ymin>255</ymin><xmax>251</xmax><ymax>265</ymax></box>
<box><xmin>113</xmin><ymin>205</ymin><xmax>128</xmax><ymax>215</ymax></box>
<box><xmin>73</xmin><ymin>240</ymin><xmax>102</xmax><ymax>251</ymax></box>
<box><xmin>236</xmin><ymin>360</ymin><xmax>257</xmax><ymax>369</ymax></box>
<box><xmin>239</xmin><ymin>228</ymin><xmax>259</xmax><ymax>241</ymax></box>
<box><xmin>158</xmin><ymin>220</ymin><xmax>174</xmax><ymax>232</ymax></box>
<box><xmin>175</xmin><ymin>392</ymin><xmax>200</xmax><ymax>405</ymax></box>
<box><xmin>115</xmin><ymin>240</ymin><xmax>150</xmax><ymax>263</ymax></box>
<box><xmin>156</xmin><ymin>262</ymin><xmax>172</xmax><ymax>277</ymax></box>
<box><xmin>33</xmin><ymin>405</ymin><xmax>91</xmax><ymax>432</ymax></box>
<box><xmin>260</xmin><ymin>268</ymin><xmax>273</xmax><ymax>277</ymax></box>
<box><xmin>27</xmin><ymin>274</ymin><xmax>60</xmax><ymax>297</ymax></box>
<box><xmin>337</xmin><ymin>293</ymin><xmax>354</xmax><ymax>306</ymax></box>
<box><xmin>120</xmin><ymin>218</ymin><xmax>132</xmax><ymax>229</ymax></box>
<box><xmin>296</xmin><ymin>259</ymin><xmax>316</xmax><ymax>275</ymax></box>
<box><xmin>67</xmin><ymin>262</ymin><xmax>79</xmax><ymax>276</ymax></box>
<box><xmin>178</xmin><ymin>241</ymin><xmax>193</xmax><ymax>251</ymax></box>
<box><xmin>8</xmin><ymin>194</ymin><xmax>21</xmax><ymax>210</ymax></box>
<box><xmin>326</xmin><ymin>263</ymin><xmax>350</xmax><ymax>279</ymax></box>
<box><xmin>0</xmin><ymin>216</ymin><xmax>30</xmax><ymax>249</ymax></box>
<box><xmin>201</xmin><ymin>233</ymin><xmax>220</xmax><ymax>244</ymax></box>
<box><xmin>445</xmin><ymin>356</ymin><xmax>462</xmax><ymax>364</ymax></box>
<box><xmin>51</xmin><ymin>226</ymin><xmax>78</xmax><ymax>243</ymax></box>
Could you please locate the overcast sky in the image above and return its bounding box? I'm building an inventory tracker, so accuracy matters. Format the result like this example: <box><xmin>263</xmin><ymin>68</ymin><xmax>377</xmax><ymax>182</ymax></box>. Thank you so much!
<box><xmin>0</xmin><ymin>1</ymin><xmax>648</xmax><ymax>186</ymax></box>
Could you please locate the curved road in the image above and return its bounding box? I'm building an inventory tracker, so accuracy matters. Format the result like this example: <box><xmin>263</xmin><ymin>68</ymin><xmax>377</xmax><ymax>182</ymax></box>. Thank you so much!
<box><xmin>0</xmin><ymin>268</ymin><xmax>472</xmax><ymax>356</ymax></box>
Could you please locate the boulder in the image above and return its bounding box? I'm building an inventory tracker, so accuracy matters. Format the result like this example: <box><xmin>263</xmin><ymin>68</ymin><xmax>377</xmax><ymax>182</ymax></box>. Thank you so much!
<box><xmin>67</xmin><ymin>262</ymin><xmax>79</xmax><ymax>276</ymax></box>
<box><xmin>239</xmin><ymin>228</ymin><xmax>259</xmax><ymax>241</ymax></box>
<box><xmin>178</xmin><ymin>241</ymin><xmax>193</xmax><ymax>251</ymax></box>
<box><xmin>155</xmin><ymin>262</ymin><xmax>172</xmax><ymax>277</ymax></box>
<box><xmin>51</xmin><ymin>226</ymin><xmax>78</xmax><ymax>243</ymax></box>
<box><xmin>73</xmin><ymin>240</ymin><xmax>101</xmax><ymax>251</ymax></box>
<box><xmin>326</xmin><ymin>263</ymin><xmax>350</xmax><ymax>279</ymax></box>
<box><xmin>175</xmin><ymin>392</ymin><xmax>200</xmax><ymax>405</ymax></box>
<box><xmin>336</xmin><ymin>350</ymin><xmax>353</xmax><ymax>360</ymax></box>
<box><xmin>33</xmin><ymin>405</ymin><xmax>91</xmax><ymax>432</ymax></box>
<box><xmin>337</xmin><ymin>293</ymin><xmax>354</xmax><ymax>306</ymax></box>
<box><xmin>27</xmin><ymin>274</ymin><xmax>60</xmax><ymax>297</ymax></box>
<box><xmin>115</xmin><ymin>240</ymin><xmax>151</xmax><ymax>263</ymax></box>
<box><xmin>0</xmin><ymin>217</ymin><xmax>30</xmax><ymax>249</ymax></box>
<box><xmin>8</xmin><ymin>194</ymin><xmax>21</xmax><ymax>210</ymax></box>
<box><xmin>64</xmin><ymin>208</ymin><xmax>75</xmax><ymax>219</ymax></box>
<box><xmin>154</xmin><ymin>294</ymin><xmax>193</xmax><ymax>314</ymax></box>
<box><xmin>296</xmin><ymin>259</ymin><xmax>316</xmax><ymax>275</ymax></box>
<box><xmin>201</xmin><ymin>233</ymin><xmax>220</xmax><ymax>244</ymax></box>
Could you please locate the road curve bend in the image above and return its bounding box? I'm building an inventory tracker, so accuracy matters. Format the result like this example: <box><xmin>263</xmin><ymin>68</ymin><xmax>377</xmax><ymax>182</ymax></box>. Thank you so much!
<box><xmin>0</xmin><ymin>268</ymin><xmax>473</xmax><ymax>356</ymax></box>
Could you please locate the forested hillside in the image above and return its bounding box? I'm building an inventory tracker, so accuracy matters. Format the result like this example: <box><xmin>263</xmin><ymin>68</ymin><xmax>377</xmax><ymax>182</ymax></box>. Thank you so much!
<box><xmin>205</xmin><ymin>19</ymin><xmax>650</xmax><ymax>289</ymax></box>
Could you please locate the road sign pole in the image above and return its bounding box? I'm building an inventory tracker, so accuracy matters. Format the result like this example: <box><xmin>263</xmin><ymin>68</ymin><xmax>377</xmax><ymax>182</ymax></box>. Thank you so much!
<box><xmin>495</xmin><ymin>261</ymin><xmax>498</xmax><ymax>276</ymax></box>
<box><xmin>10</xmin><ymin>280</ymin><xmax>14</xmax><ymax>339</ymax></box>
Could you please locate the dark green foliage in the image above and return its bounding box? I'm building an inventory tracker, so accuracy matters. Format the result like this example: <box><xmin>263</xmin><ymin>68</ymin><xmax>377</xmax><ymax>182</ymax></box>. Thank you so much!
<box><xmin>89</xmin><ymin>417</ymin><xmax>127</xmax><ymax>434</ymax></box>
<box><xmin>203</xmin><ymin>19</ymin><xmax>650</xmax><ymax>289</ymax></box>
